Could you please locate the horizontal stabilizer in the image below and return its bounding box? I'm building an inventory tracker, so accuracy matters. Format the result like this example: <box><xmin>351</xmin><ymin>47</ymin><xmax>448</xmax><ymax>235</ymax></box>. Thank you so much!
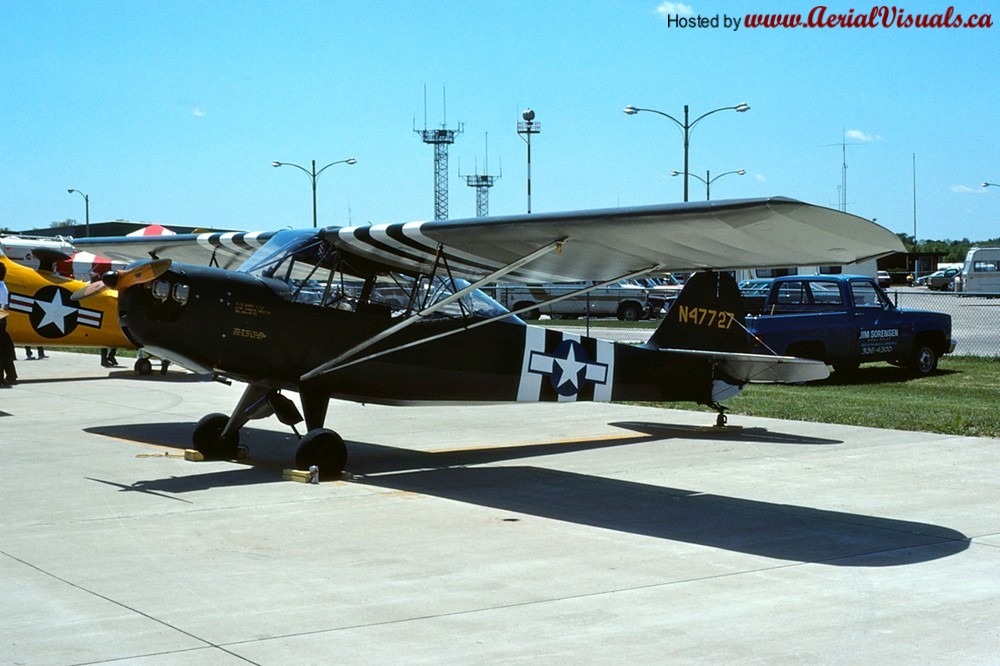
<box><xmin>663</xmin><ymin>348</ymin><xmax>830</xmax><ymax>384</ymax></box>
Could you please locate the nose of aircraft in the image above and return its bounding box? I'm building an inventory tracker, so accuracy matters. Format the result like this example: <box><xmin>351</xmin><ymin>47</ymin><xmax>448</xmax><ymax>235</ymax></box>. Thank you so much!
<box><xmin>71</xmin><ymin>258</ymin><xmax>172</xmax><ymax>301</ymax></box>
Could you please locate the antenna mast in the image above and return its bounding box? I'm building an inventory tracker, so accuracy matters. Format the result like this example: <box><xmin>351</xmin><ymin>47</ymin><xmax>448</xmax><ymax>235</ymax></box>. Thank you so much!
<box><xmin>461</xmin><ymin>133</ymin><xmax>501</xmax><ymax>217</ymax></box>
<box><xmin>415</xmin><ymin>86</ymin><xmax>463</xmax><ymax>220</ymax></box>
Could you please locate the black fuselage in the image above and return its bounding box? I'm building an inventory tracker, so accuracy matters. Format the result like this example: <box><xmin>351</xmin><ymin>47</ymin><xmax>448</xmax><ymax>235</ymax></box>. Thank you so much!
<box><xmin>118</xmin><ymin>264</ymin><xmax>727</xmax><ymax>407</ymax></box>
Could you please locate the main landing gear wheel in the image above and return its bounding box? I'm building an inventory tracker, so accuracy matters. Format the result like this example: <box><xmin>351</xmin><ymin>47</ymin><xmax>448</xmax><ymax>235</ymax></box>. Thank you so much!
<box><xmin>192</xmin><ymin>412</ymin><xmax>241</xmax><ymax>459</ymax></box>
<box><xmin>295</xmin><ymin>428</ymin><xmax>347</xmax><ymax>480</ymax></box>
<box><xmin>134</xmin><ymin>357</ymin><xmax>153</xmax><ymax>375</ymax></box>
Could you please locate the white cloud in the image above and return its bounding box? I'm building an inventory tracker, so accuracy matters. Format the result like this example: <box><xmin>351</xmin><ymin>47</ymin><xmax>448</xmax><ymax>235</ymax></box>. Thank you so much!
<box><xmin>191</xmin><ymin>105</ymin><xmax>206</xmax><ymax>118</ymax></box>
<box><xmin>656</xmin><ymin>2</ymin><xmax>694</xmax><ymax>18</ymax></box>
<box><xmin>844</xmin><ymin>129</ymin><xmax>881</xmax><ymax>142</ymax></box>
<box><xmin>753</xmin><ymin>173</ymin><xmax>766</xmax><ymax>182</ymax></box>
<box><xmin>951</xmin><ymin>185</ymin><xmax>987</xmax><ymax>194</ymax></box>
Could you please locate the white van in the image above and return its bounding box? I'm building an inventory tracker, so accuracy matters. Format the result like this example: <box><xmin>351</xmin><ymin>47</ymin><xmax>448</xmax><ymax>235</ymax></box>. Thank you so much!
<box><xmin>955</xmin><ymin>247</ymin><xmax>1000</xmax><ymax>294</ymax></box>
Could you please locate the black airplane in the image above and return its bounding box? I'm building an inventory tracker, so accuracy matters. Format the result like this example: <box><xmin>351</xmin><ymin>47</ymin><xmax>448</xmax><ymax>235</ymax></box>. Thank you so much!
<box><xmin>76</xmin><ymin>198</ymin><xmax>904</xmax><ymax>478</ymax></box>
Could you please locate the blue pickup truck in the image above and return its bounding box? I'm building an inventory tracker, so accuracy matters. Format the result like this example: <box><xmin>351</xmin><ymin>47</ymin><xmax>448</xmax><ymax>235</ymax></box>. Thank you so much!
<box><xmin>742</xmin><ymin>274</ymin><xmax>956</xmax><ymax>375</ymax></box>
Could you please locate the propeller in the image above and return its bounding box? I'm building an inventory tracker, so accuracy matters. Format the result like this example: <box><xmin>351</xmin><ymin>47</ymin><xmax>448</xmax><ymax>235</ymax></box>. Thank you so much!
<box><xmin>71</xmin><ymin>258</ymin><xmax>172</xmax><ymax>301</ymax></box>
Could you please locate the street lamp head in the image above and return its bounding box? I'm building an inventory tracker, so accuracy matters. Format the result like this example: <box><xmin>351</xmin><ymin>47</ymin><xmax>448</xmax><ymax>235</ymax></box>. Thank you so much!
<box><xmin>345</xmin><ymin>158</ymin><xmax>357</xmax><ymax>165</ymax></box>
<box><xmin>734</xmin><ymin>102</ymin><xmax>750</xmax><ymax>112</ymax></box>
<box><xmin>623</xmin><ymin>105</ymin><xmax>639</xmax><ymax>115</ymax></box>
<box><xmin>737</xmin><ymin>169</ymin><xmax>746</xmax><ymax>175</ymax></box>
<box><xmin>271</xmin><ymin>161</ymin><xmax>283</xmax><ymax>168</ymax></box>
<box><xmin>670</xmin><ymin>170</ymin><xmax>681</xmax><ymax>177</ymax></box>
<box><xmin>67</xmin><ymin>188</ymin><xmax>76</xmax><ymax>194</ymax></box>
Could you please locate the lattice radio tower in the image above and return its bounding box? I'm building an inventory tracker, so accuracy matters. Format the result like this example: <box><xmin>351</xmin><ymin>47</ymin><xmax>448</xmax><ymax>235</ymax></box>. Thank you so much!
<box><xmin>415</xmin><ymin>88</ymin><xmax>463</xmax><ymax>220</ymax></box>
<box><xmin>460</xmin><ymin>133</ymin><xmax>501</xmax><ymax>217</ymax></box>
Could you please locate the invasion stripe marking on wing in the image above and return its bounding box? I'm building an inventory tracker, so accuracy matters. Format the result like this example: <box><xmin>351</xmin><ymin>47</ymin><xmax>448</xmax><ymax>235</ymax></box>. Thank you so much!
<box><xmin>336</xmin><ymin>226</ymin><xmax>432</xmax><ymax>272</ymax></box>
<box><xmin>401</xmin><ymin>222</ymin><xmax>568</xmax><ymax>282</ymax></box>
<box><xmin>337</xmin><ymin>221</ymin><xmax>573</xmax><ymax>283</ymax></box>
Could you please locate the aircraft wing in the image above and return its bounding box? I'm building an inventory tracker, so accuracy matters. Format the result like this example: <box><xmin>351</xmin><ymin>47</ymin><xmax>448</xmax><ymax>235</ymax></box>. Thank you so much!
<box><xmin>74</xmin><ymin>231</ymin><xmax>277</xmax><ymax>269</ymax></box>
<box><xmin>323</xmin><ymin>197</ymin><xmax>905</xmax><ymax>283</ymax></box>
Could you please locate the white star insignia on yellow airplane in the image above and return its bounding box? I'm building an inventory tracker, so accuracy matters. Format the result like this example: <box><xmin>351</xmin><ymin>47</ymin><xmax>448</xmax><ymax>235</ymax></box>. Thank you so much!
<box><xmin>36</xmin><ymin>289</ymin><xmax>77</xmax><ymax>334</ymax></box>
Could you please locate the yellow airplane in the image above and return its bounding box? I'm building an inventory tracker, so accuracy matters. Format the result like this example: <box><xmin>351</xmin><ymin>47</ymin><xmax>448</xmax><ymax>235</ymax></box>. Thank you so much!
<box><xmin>1</xmin><ymin>246</ymin><xmax>132</xmax><ymax>350</ymax></box>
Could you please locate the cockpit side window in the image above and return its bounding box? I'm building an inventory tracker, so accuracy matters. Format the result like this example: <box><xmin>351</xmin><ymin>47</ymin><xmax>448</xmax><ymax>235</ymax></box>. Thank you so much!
<box><xmin>239</xmin><ymin>229</ymin><xmax>512</xmax><ymax>320</ymax></box>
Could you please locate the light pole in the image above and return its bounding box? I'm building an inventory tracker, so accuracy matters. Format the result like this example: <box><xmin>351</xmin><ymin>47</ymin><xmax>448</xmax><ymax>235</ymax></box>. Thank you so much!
<box><xmin>624</xmin><ymin>102</ymin><xmax>749</xmax><ymax>202</ymax></box>
<box><xmin>67</xmin><ymin>188</ymin><xmax>90</xmax><ymax>237</ymax></box>
<box><xmin>517</xmin><ymin>108</ymin><xmax>541</xmax><ymax>214</ymax></box>
<box><xmin>670</xmin><ymin>169</ymin><xmax>745</xmax><ymax>200</ymax></box>
<box><xmin>271</xmin><ymin>157</ymin><xmax>357</xmax><ymax>228</ymax></box>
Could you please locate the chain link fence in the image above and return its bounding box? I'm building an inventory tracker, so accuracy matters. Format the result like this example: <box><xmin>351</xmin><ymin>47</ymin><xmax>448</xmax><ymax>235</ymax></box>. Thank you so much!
<box><xmin>546</xmin><ymin>288</ymin><xmax>1000</xmax><ymax>357</ymax></box>
<box><xmin>889</xmin><ymin>288</ymin><xmax>999</xmax><ymax>357</ymax></box>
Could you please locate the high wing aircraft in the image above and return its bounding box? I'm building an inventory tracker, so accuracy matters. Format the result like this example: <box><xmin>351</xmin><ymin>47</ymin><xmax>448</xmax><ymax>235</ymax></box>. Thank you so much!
<box><xmin>1</xmin><ymin>246</ymin><xmax>133</xmax><ymax>351</ymax></box>
<box><xmin>79</xmin><ymin>197</ymin><xmax>905</xmax><ymax>479</ymax></box>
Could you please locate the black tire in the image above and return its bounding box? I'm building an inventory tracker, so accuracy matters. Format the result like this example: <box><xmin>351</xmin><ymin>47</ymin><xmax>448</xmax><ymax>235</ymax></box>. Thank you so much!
<box><xmin>513</xmin><ymin>302</ymin><xmax>541</xmax><ymax>320</ymax></box>
<box><xmin>134</xmin><ymin>357</ymin><xmax>153</xmax><ymax>375</ymax></box>
<box><xmin>832</xmin><ymin>361</ymin><xmax>860</xmax><ymax>376</ymax></box>
<box><xmin>192</xmin><ymin>413</ymin><xmax>240</xmax><ymax>459</ymax></box>
<box><xmin>295</xmin><ymin>428</ymin><xmax>347</xmax><ymax>479</ymax></box>
<box><xmin>617</xmin><ymin>302</ymin><xmax>643</xmax><ymax>321</ymax></box>
<box><xmin>908</xmin><ymin>344</ymin><xmax>938</xmax><ymax>376</ymax></box>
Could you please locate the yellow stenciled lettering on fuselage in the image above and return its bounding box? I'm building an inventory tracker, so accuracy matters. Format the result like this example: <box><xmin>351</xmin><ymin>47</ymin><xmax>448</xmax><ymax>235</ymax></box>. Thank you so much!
<box><xmin>677</xmin><ymin>304</ymin><xmax>735</xmax><ymax>329</ymax></box>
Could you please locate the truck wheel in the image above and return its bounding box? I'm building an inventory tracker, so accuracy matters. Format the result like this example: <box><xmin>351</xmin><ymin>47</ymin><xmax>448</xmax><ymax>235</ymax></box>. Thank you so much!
<box><xmin>833</xmin><ymin>362</ymin><xmax>859</xmax><ymax>376</ymax></box>
<box><xmin>513</xmin><ymin>302</ymin><xmax>540</xmax><ymax>320</ymax></box>
<box><xmin>908</xmin><ymin>344</ymin><xmax>938</xmax><ymax>376</ymax></box>
<box><xmin>617</xmin><ymin>302</ymin><xmax>643</xmax><ymax>321</ymax></box>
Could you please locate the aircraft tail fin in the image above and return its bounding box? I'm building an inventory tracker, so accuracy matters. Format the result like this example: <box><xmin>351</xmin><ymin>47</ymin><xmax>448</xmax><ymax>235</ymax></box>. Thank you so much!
<box><xmin>645</xmin><ymin>271</ymin><xmax>748</xmax><ymax>353</ymax></box>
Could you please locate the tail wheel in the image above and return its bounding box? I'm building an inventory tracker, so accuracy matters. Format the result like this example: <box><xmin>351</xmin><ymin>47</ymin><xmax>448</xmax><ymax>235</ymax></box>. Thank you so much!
<box><xmin>295</xmin><ymin>428</ymin><xmax>347</xmax><ymax>480</ymax></box>
<box><xmin>192</xmin><ymin>412</ymin><xmax>241</xmax><ymax>459</ymax></box>
<box><xmin>909</xmin><ymin>344</ymin><xmax>938</xmax><ymax>376</ymax></box>
<box><xmin>134</xmin><ymin>357</ymin><xmax>153</xmax><ymax>375</ymax></box>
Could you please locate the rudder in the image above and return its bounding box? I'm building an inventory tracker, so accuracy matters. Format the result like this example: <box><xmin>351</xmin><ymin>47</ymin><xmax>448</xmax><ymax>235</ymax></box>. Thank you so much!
<box><xmin>645</xmin><ymin>271</ymin><xmax>748</xmax><ymax>353</ymax></box>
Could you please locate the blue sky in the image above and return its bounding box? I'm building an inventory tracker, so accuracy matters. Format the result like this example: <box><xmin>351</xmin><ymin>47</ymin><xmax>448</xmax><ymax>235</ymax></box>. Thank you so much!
<box><xmin>1</xmin><ymin>0</ymin><xmax>997</xmax><ymax>242</ymax></box>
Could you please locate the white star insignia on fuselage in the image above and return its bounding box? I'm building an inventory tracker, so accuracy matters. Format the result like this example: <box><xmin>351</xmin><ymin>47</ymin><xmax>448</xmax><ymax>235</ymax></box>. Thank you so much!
<box><xmin>36</xmin><ymin>289</ymin><xmax>77</xmax><ymax>334</ymax></box>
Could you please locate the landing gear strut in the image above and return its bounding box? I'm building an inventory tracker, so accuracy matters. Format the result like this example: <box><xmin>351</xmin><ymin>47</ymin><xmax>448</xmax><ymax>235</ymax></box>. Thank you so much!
<box><xmin>700</xmin><ymin>402</ymin><xmax>743</xmax><ymax>432</ymax></box>
<box><xmin>189</xmin><ymin>385</ymin><xmax>349</xmax><ymax>478</ymax></box>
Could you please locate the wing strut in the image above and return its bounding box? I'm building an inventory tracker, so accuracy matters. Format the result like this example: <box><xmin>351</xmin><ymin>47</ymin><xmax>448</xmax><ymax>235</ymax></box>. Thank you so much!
<box><xmin>300</xmin><ymin>262</ymin><xmax>665</xmax><ymax>382</ymax></box>
<box><xmin>301</xmin><ymin>238</ymin><xmax>568</xmax><ymax>381</ymax></box>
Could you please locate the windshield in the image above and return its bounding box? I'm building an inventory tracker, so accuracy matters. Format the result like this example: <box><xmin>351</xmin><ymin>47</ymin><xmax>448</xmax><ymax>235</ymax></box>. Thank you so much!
<box><xmin>237</xmin><ymin>229</ymin><xmax>513</xmax><ymax>321</ymax></box>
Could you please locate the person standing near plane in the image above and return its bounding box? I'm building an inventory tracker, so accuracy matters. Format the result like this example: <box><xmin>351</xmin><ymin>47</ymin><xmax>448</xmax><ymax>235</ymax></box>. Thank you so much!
<box><xmin>24</xmin><ymin>346</ymin><xmax>46</xmax><ymax>360</ymax></box>
<box><xmin>0</xmin><ymin>263</ymin><xmax>18</xmax><ymax>387</ymax></box>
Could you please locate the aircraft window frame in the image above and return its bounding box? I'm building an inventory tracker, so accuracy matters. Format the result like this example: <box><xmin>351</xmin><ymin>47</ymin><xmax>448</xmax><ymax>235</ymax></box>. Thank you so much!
<box><xmin>238</xmin><ymin>230</ymin><xmax>513</xmax><ymax>321</ymax></box>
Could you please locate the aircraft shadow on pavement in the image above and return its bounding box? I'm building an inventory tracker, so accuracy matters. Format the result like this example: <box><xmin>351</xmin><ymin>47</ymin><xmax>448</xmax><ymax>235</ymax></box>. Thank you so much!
<box><xmin>609</xmin><ymin>421</ymin><xmax>843</xmax><ymax>445</ymax></box>
<box><xmin>355</xmin><ymin>461</ymin><xmax>969</xmax><ymax>568</ymax></box>
<box><xmin>107</xmin><ymin>369</ymin><xmax>215</xmax><ymax>383</ymax></box>
<box><xmin>85</xmin><ymin>422</ymin><xmax>967</xmax><ymax>567</ymax></box>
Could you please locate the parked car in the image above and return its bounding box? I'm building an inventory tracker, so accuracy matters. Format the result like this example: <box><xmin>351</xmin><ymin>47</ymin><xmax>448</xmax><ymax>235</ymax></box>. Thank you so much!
<box><xmin>491</xmin><ymin>280</ymin><xmax>651</xmax><ymax>320</ymax></box>
<box><xmin>922</xmin><ymin>267</ymin><xmax>960</xmax><ymax>291</ymax></box>
<box><xmin>738</xmin><ymin>278</ymin><xmax>774</xmax><ymax>315</ymax></box>
<box><xmin>877</xmin><ymin>270</ymin><xmax>891</xmax><ymax>287</ymax></box>
<box><xmin>626</xmin><ymin>275</ymin><xmax>683</xmax><ymax>315</ymax></box>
